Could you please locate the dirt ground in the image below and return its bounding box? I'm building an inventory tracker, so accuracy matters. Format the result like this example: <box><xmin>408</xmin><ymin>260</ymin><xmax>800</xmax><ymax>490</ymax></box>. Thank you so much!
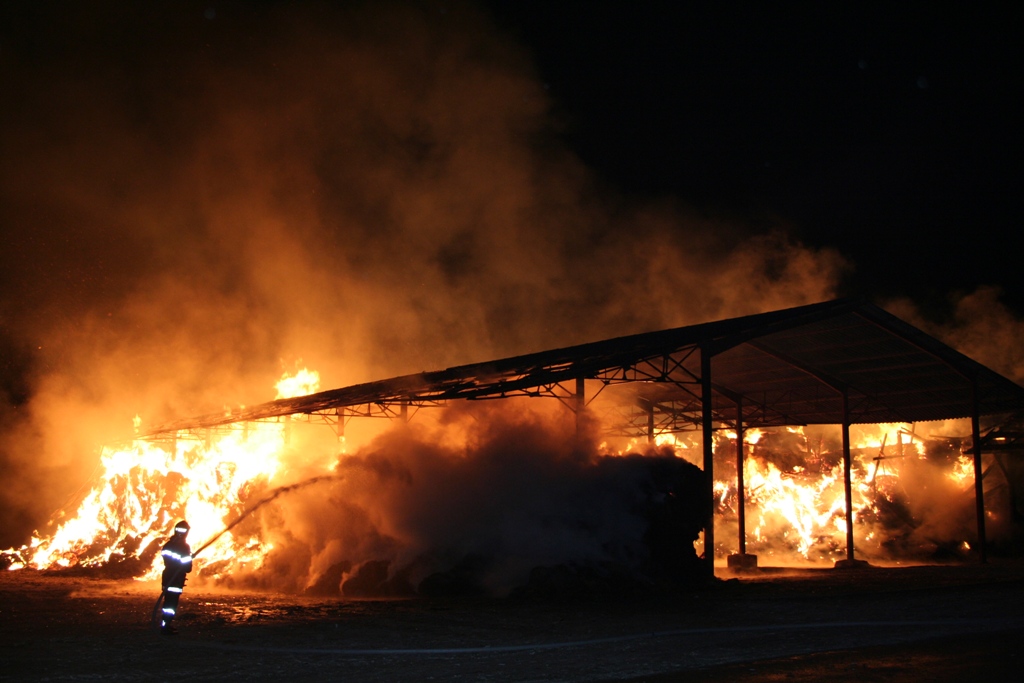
<box><xmin>3</xmin><ymin>562</ymin><xmax>1024</xmax><ymax>682</ymax></box>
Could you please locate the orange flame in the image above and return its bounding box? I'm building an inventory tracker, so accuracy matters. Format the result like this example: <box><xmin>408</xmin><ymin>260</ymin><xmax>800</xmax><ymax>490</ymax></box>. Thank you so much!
<box><xmin>4</xmin><ymin>369</ymin><xmax>322</xmax><ymax>578</ymax></box>
<box><xmin>715</xmin><ymin>423</ymin><xmax>972</xmax><ymax>564</ymax></box>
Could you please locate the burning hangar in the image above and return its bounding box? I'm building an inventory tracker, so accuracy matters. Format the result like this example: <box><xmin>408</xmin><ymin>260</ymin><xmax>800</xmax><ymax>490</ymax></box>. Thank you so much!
<box><xmin>141</xmin><ymin>298</ymin><xmax>1024</xmax><ymax>576</ymax></box>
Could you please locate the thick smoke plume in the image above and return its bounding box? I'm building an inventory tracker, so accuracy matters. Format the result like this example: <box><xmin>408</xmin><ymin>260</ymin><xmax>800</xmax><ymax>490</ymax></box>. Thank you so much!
<box><xmin>0</xmin><ymin>2</ymin><xmax>844</xmax><ymax>548</ymax></box>
<box><xmin>889</xmin><ymin>287</ymin><xmax>1024</xmax><ymax>386</ymax></box>
<box><xmin>210</xmin><ymin>400</ymin><xmax>706</xmax><ymax>596</ymax></box>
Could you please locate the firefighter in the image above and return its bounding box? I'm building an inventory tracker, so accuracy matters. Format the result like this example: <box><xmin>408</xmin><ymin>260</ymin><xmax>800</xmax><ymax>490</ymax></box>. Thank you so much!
<box><xmin>159</xmin><ymin>520</ymin><xmax>193</xmax><ymax>635</ymax></box>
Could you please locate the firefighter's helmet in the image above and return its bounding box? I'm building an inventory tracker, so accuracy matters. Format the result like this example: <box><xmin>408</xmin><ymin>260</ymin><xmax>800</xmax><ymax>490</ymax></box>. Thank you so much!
<box><xmin>174</xmin><ymin>520</ymin><xmax>190</xmax><ymax>534</ymax></box>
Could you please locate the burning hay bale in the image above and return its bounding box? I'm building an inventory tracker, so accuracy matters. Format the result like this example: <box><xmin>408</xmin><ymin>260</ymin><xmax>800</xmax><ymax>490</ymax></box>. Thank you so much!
<box><xmin>1</xmin><ymin>389</ymin><xmax>714</xmax><ymax>596</ymax></box>
<box><xmin>708</xmin><ymin>423</ymin><xmax>1015</xmax><ymax>565</ymax></box>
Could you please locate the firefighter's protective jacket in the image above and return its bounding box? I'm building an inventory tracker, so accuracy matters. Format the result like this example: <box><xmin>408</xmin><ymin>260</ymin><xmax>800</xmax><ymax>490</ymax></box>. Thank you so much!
<box><xmin>161</xmin><ymin>537</ymin><xmax>192</xmax><ymax>588</ymax></box>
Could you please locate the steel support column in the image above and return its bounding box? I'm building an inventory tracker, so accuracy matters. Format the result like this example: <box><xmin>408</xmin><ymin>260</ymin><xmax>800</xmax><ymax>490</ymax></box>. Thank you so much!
<box><xmin>727</xmin><ymin>393</ymin><xmax>757</xmax><ymax>570</ymax></box>
<box><xmin>971</xmin><ymin>381</ymin><xmax>988</xmax><ymax>563</ymax></box>
<box><xmin>736</xmin><ymin>397</ymin><xmax>746</xmax><ymax>556</ymax></box>
<box><xmin>646</xmin><ymin>401</ymin><xmax>655</xmax><ymax>444</ymax></box>
<box><xmin>575</xmin><ymin>376</ymin><xmax>586</xmax><ymax>440</ymax></box>
<box><xmin>700</xmin><ymin>346</ymin><xmax>715</xmax><ymax>578</ymax></box>
<box><xmin>842</xmin><ymin>391</ymin><xmax>855</xmax><ymax>563</ymax></box>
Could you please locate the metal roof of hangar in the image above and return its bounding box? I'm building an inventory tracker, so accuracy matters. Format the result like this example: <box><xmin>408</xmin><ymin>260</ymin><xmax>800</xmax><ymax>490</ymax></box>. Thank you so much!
<box><xmin>143</xmin><ymin>298</ymin><xmax>1024</xmax><ymax>437</ymax></box>
<box><xmin>697</xmin><ymin>304</ymin><xmax>1023</xmax><ymax>425</ymax></box>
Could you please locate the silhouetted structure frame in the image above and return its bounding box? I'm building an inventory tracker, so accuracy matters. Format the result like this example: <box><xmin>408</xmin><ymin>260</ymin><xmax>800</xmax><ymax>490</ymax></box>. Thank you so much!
<box><xmin>142</xmin><ymin>299</ymin><xmax>1024</xmax><ymax>576</ymax></box>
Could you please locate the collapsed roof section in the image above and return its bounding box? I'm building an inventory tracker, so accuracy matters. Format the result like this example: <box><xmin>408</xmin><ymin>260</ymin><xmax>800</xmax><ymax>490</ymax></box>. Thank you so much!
<box><xmin>142</xmin><ymin>298</ymin><xmax>1024</xmax><ymax>439</ymax></box>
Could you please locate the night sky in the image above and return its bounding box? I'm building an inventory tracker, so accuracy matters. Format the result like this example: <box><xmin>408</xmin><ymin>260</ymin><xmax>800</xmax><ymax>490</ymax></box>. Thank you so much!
<box><xmin>2</xmin><ymin>3</ymin><xmax>1020</xmax><ymax>330</ymax></box>
<box><xmin>485</xmin><ymin>2</ymin><xmax>1023</xmax><ymax>316</ymax></box>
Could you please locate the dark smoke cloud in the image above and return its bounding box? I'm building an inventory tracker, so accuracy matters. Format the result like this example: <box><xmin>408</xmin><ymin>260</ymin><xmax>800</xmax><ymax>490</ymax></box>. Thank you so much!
<box><xmin>889</xmin><ymin>287</ymin><xmax>1024</xmax><ymax>386</ymax></box>
<box><xmin>216</xmin><ymin>400</ymin><xmax>703</xmax><ymax>596</ymax></box>
<box><xmin>0</xmin><ymin>1</ymin><xmax>844</xmax><ymax>546</ymax></box>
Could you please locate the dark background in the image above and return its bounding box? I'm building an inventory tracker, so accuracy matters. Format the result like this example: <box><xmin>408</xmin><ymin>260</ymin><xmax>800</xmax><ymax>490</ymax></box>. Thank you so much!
<box><xmin>484</xmin><ymin>2</ymin><xmax>1023</xmax><ymax>318</ymax></box>
<box><xmin>2</xmin><ymin>1</ymin><xmax>1021</xmax><ymax>336</ymax></box>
